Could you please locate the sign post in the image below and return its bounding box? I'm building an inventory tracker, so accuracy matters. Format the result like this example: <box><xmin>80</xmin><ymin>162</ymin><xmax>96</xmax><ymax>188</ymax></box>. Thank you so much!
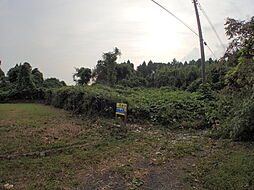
<box><xmin>115</xmin><ymin>103</ymin><xmax>128</xmax><ymax>125</ymax></box>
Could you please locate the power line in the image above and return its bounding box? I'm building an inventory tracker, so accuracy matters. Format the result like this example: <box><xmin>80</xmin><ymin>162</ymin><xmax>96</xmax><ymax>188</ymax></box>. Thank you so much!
<box><xmin>150</xmin><ymin>0</ymin><xmax>217</xmax><ymax>59</ymax></box>
<box><xmin>197</xmin><ymin>0</ymin><xmax>227</xmax><ymax>51</ymax></box>
<box><xmin>204</xmin><ymin>42</ymin><xmax>217</xmax><ymax>59</ymax></box>
<box><xmin>150</xmin><ymin>0</ymin><xmax>199</xmax><ymax>37</ymax></box>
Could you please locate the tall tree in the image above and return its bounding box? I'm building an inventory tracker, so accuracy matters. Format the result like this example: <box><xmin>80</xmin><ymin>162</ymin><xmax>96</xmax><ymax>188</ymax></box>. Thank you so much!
<box><xmin>223</xmin><ymin>17</ymin><xmax>254</xmax><ymax>91</ymax></box>
<box><xmin>73</xmin><ymin>67</ymin><xmax>92</xmax><ymax>85</ymax></box>
<box><xmin>224</xmin><ymin>16</ymin><xmax>254</xmax><ymax>58</ymax></box>
<box><xmin>93</xmin><ymin>47</ymin><xmax>121</xmax><ymax>86</ymax></box>
<box><xmin>43</xmin><ymin>78</ymin><xmax>66</xmax><ymax>88</ymax></box>
<box><xmin>7</xmin><ymin>64</ymin><xmax>19</xmax><ymax>83</ymax></box>
<box><xmin>16</xmin><ymin>62</ymin><xmax>35</xmax><ymax>91</ymax></box>
<box><xmin>32</xmin><ymin>68</ymin><xmax>44</xmax><ymax>87</ymax></box>
<box><xmin>137</xmin><ymin>61</ymin><xmax>148</xmax><ymax>77</ymax></box>
<box><xmin>116</xmin><ymin>60</ymin><xmax>135</xmax><ymax>83</ymax></box>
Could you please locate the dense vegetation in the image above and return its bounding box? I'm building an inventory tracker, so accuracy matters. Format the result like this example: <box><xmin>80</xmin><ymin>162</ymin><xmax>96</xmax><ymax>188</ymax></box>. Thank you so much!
<box><xmin>45</xmin><ymin>85</ymin><xmax>217</xmax><ymax>128</ymax></box>
<box><xmin>0</xmin><ymin>17</ymin><xmax>253</xmax><ymax>141</ymax></box>
<box><xmin>0</xmin><ymin>63</ymin><xmax>66</xmax><ymax>101</ymax></box>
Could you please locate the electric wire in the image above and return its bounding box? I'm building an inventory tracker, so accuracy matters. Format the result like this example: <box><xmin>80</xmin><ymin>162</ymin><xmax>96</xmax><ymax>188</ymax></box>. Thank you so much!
<box><xmin>197</xmin><ymin>0</ymin><xmax>227</xmax><ymax>51</ymax></box>
<box><xmin>205</xmin><ymin>42</ymin><xmax>217</xmax><ymax>59</ymax></box>
<box><xmin>150</xmin><ymin>0</ymin><xmax>199</xmax><ymax>37</ymax></box>
<box><xmin>150</xmin><ymin>0</ymin><xmax>217</xmax><ymax>59</ymax></box>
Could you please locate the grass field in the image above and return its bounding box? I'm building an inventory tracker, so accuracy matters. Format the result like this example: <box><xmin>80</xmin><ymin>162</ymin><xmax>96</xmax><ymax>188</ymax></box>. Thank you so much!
<box><xmin>0</xmin><ymin>104</ymin><xmax>253</xmax><ymax>190</ymax></box>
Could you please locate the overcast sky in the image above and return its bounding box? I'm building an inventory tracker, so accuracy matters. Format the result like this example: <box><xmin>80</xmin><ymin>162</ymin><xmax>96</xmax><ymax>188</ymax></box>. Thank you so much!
<box><xmin>0</xmin><ymin>0</ymin><xmax>253</xmax><ymax>84</ymax></box>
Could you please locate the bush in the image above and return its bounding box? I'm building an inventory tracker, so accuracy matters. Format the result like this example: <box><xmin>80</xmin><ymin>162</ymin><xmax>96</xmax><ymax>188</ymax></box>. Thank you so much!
<box><xmin>0</xmin><ymin>88</ymin><xmax>45</xmax><ymax>102</ymax></box>
<box><xmin>187</xmin><ymin>78</ymin><xmax>202</xmax><ymax>92</ymax></box>
<box><xmin>213</xmin><ymin>94</ymin><xmax>254</xmax><ymax>141</ymax></box>
<box><xmin>45</xmin><ymin>85</ymin><xmax>217</xmax><ymax>129</ymax></box>
<box><xmin>45</xmin><ymin>85</ymin><xmax>126</xmax><ymax>117</ymax></box>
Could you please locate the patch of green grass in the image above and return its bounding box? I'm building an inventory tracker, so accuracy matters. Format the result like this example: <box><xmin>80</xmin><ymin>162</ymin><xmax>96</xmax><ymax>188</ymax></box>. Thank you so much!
<box><xmin>187</xmin><ymin>143</ymin><xmax>254</xmax><ymax>190</ymax></box>
<box><xmin>0</xmin><ymin>104</ymin><xmax>96</xmax><ymax>155</ymax></box>
<box><xmin>171</xmin><ymin>142</ymin><xmax>202</xmax><ymax>158</ymax></box>
<box><xmin>0</xmin><ymin>103</ymin><xmax>64</xmax><ymax>122</ymax></box>
<box><xmin>128</xmin><ymin>178</ymin><xmax>144</xmax><ymax>190</ymax></box>
<box><xmin>202</xmin><ymin>152</ymin><xmax>254</xmax><ymax>190</ymax></box>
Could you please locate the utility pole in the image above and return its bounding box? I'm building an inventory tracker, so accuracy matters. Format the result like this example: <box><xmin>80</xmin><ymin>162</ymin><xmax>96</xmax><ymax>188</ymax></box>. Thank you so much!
<box><xmin>193</xmin><ymin>0</ymin><xmax>206</xmax><ymax>83</ymax></box>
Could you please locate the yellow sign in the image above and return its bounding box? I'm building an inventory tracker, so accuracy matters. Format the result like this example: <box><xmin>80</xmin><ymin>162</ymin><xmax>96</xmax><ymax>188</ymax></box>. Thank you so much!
<box><xmin>116</xmin><ymin>103</ymin><xmax>127</xmax><ymax>116</ymax></box>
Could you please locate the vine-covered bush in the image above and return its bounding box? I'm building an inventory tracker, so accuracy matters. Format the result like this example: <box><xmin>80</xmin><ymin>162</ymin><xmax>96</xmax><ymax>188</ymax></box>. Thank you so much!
<box><xmin>45</xmin><ymin>85</ymin><xmax>217</xmax><ymax>129</ymax></box>
<box><xmin>0</xmin><ymin>88</ymin><xmax>45</xmax><ymax>102</ymax></box>
<box><xmin>212</xmin><ymin>93</ymin><xmax>254</xmax><ymax>141</ymax></box>
<box><xmin>45</xmin><ymin>85</ymin><xmax>127</xmax><ymax>117</ymax></box>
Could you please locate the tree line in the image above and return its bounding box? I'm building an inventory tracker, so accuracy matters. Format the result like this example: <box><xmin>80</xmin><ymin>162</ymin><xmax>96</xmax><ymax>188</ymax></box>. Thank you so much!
<box><xmin>0</xmin><ymin>16</ymin><xmax>253</xmax><ymax>99</ymax></box>
<box><xmin>0</xmin><ymin>62</ymin><xmax>66</xmax><ymax>100</ymax></box>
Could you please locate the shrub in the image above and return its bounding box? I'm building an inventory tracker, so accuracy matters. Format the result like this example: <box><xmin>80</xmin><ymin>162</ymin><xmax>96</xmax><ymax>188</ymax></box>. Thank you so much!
<box><xmin>214</xmin><ymin>94</ymin><xmax>254</xmax><ymax>141</ymax></box>
<box><xmin>45</xmin><ymin>85</ymin><xmax>218</xmax><ymax>129</ymax></box>
<box><xmin>45</xmin><ymin>85</ymin><xmax>126</xmax><ymax>117</ymax></box>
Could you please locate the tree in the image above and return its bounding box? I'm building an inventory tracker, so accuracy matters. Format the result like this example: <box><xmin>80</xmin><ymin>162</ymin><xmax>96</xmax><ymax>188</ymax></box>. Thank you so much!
<box><xmin>93</xmin><ymin>47</ymin><xmax>121</xmax><ymax>86</ymax></box>
<box><xmin>223</xmin><ymin>17</ymin><xmax>254</xmax><ymax>91</ymax></box>
<box><xmin>116</xmin><ymin>60</ymin><xmax>135</xmax><ymax>83</ymax></box>
<box><xmin>73</xmin><ymin>67</ymin><xmax>92</xmax><ymax>85</ymax></box>
<box><xmin>0</xmin><ymin>68</ymin><xmax>4</xmax><ymax>78</ymax></box>
<box><xmin>16</xmin><ymin>62</ymin><xmax>35</xmax><ymax>91</ymax></box>
<box><xmin>225</xmin><ymin>57</ymin><xmax>254</xmax><ymax>91</ymax></box>
<box><xmin>0</xmin><ymin>68</ymin><xmax>9</xmax><ymax>91</ymax></box>
<box><xmin>32</xmin><ymin>68</ymin><xmax>44</xmax><ymax>87</ymax></box>
<box><xmin>43</xmin><ymin>78</ymin><xmax>66</xmax><ymax>88</ymax></box>
<box><xmin>137</xmin><ymin>61</ymin><xmax>148</xmax><ymax>77</ymax></box>
<box><xmin>7</xmin><ymin>64</ymin><xmax>20</xmax><ymax>83</ymax></box>
<box><xmin>224</xmin><ymin>16</ymin><xmax>254</xmax><ymax>58</ymax></box>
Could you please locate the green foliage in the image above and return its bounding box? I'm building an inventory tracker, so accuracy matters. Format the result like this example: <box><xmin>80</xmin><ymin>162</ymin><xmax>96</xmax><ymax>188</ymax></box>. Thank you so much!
<box><xmin>137</xmin><ymin>60</ymin><xmax>164</xmax><ymax>78</ymax></box>
<box><xmin>207</xmin><ymin>63</ymin><xmax>228</xmax><ymax>90</ymax></box>
<box><xmin>147</xmin><ymin>63</ymin><xmax>200</xmax><ymax>89</ymax></box>
<box><xmin>119</xmin><ymin>75</ymin><xmax>147</xmax><ymax>88</ymax></box>
<box><xmin>137</xmin><ymin>61</ymin><xmax>149</xmax><ymax>77</ymax></box>
<box><xmin>213</xmin><ymin>94</ymin><xmax>254</xmax><ymax>141</ymax></box>
<box><xmin>116</xmin><ymin>60</ymin><xmax>135</xmax><ymax>83</ymax></box>
<box><xmin>45</xmin><ymin>85</ymin><xmax>126</xmax><ymax>117</ymax></box>
<box><xmin>43</xmin><ymin>78</ymin><xmax>66</xmax><ymax>88</ymax></box>
<box><xmin>225</xmin><ymin>56</ymin><xmax>254</xmax><ymax>91</ymax></box>
<box><xmin>0</xmin><ymin>62</ymin><xmax>45</xmax><ymax>101</ymax></box>
<box><xmin>198</xmin><ymin>151</ymin><xmax>254</xmax><ymax>190</ymax></box>
<box><xmin>93</xmin><ymin>47</ymin><xmax>121</xmax><ymax>86</ymax></box>
<box><xmin>186</xmin><ymin>78</ymin><xmax>202</xmax><ymax>92</ymax></box>
<box><xmin>16</xmin><ymin>62</ymin><xmax>36</xmax><ymax>91</ymax></box>
<box><xmin>0</xmin><ymin>63</ymin><xmax>66</xmax><ymax>101</ymax></box>
<box><xmin>73</xmin><ymin>67</ymin><xmax>92</xmax><ymax>85</ymax></box>
<box><xmin>90</xmin><ymin>48</ymin><xmax>224</xmax><ymax>90</ymax></box>
<box><xmin>7</xmin><ymin>64</ymin><xmax>20</xmax><ymax>83</ymax></box>
<box><xmin>208</xmin><ymin>56</ymin><xmax>254</xmax><ymax>141</ymax></box>
<box><xmin>32</xmin><ymin>68</ymin><xmax>44</xmax><ymax>87</ymax></box>
<box><xmin>224</xmin><ymin>16</ymin><xmax>254</xmax><ymax>57</ymax></box>
<box><xmin>196</xmin><ymin>83</ymin><xmax>216</xmax><ymax>101</ymax></box>
<box><xmin>45</xmin><ymin>85</ymin><xmax>218</xmax><ymax>129</ymax></box>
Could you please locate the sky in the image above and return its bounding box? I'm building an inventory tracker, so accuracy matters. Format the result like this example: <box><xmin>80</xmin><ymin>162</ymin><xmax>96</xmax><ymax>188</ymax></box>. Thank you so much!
<box><xmin>0</xmin><ymin>0</ymin><xmax>253</xmax><ymax>84</ymax></box>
